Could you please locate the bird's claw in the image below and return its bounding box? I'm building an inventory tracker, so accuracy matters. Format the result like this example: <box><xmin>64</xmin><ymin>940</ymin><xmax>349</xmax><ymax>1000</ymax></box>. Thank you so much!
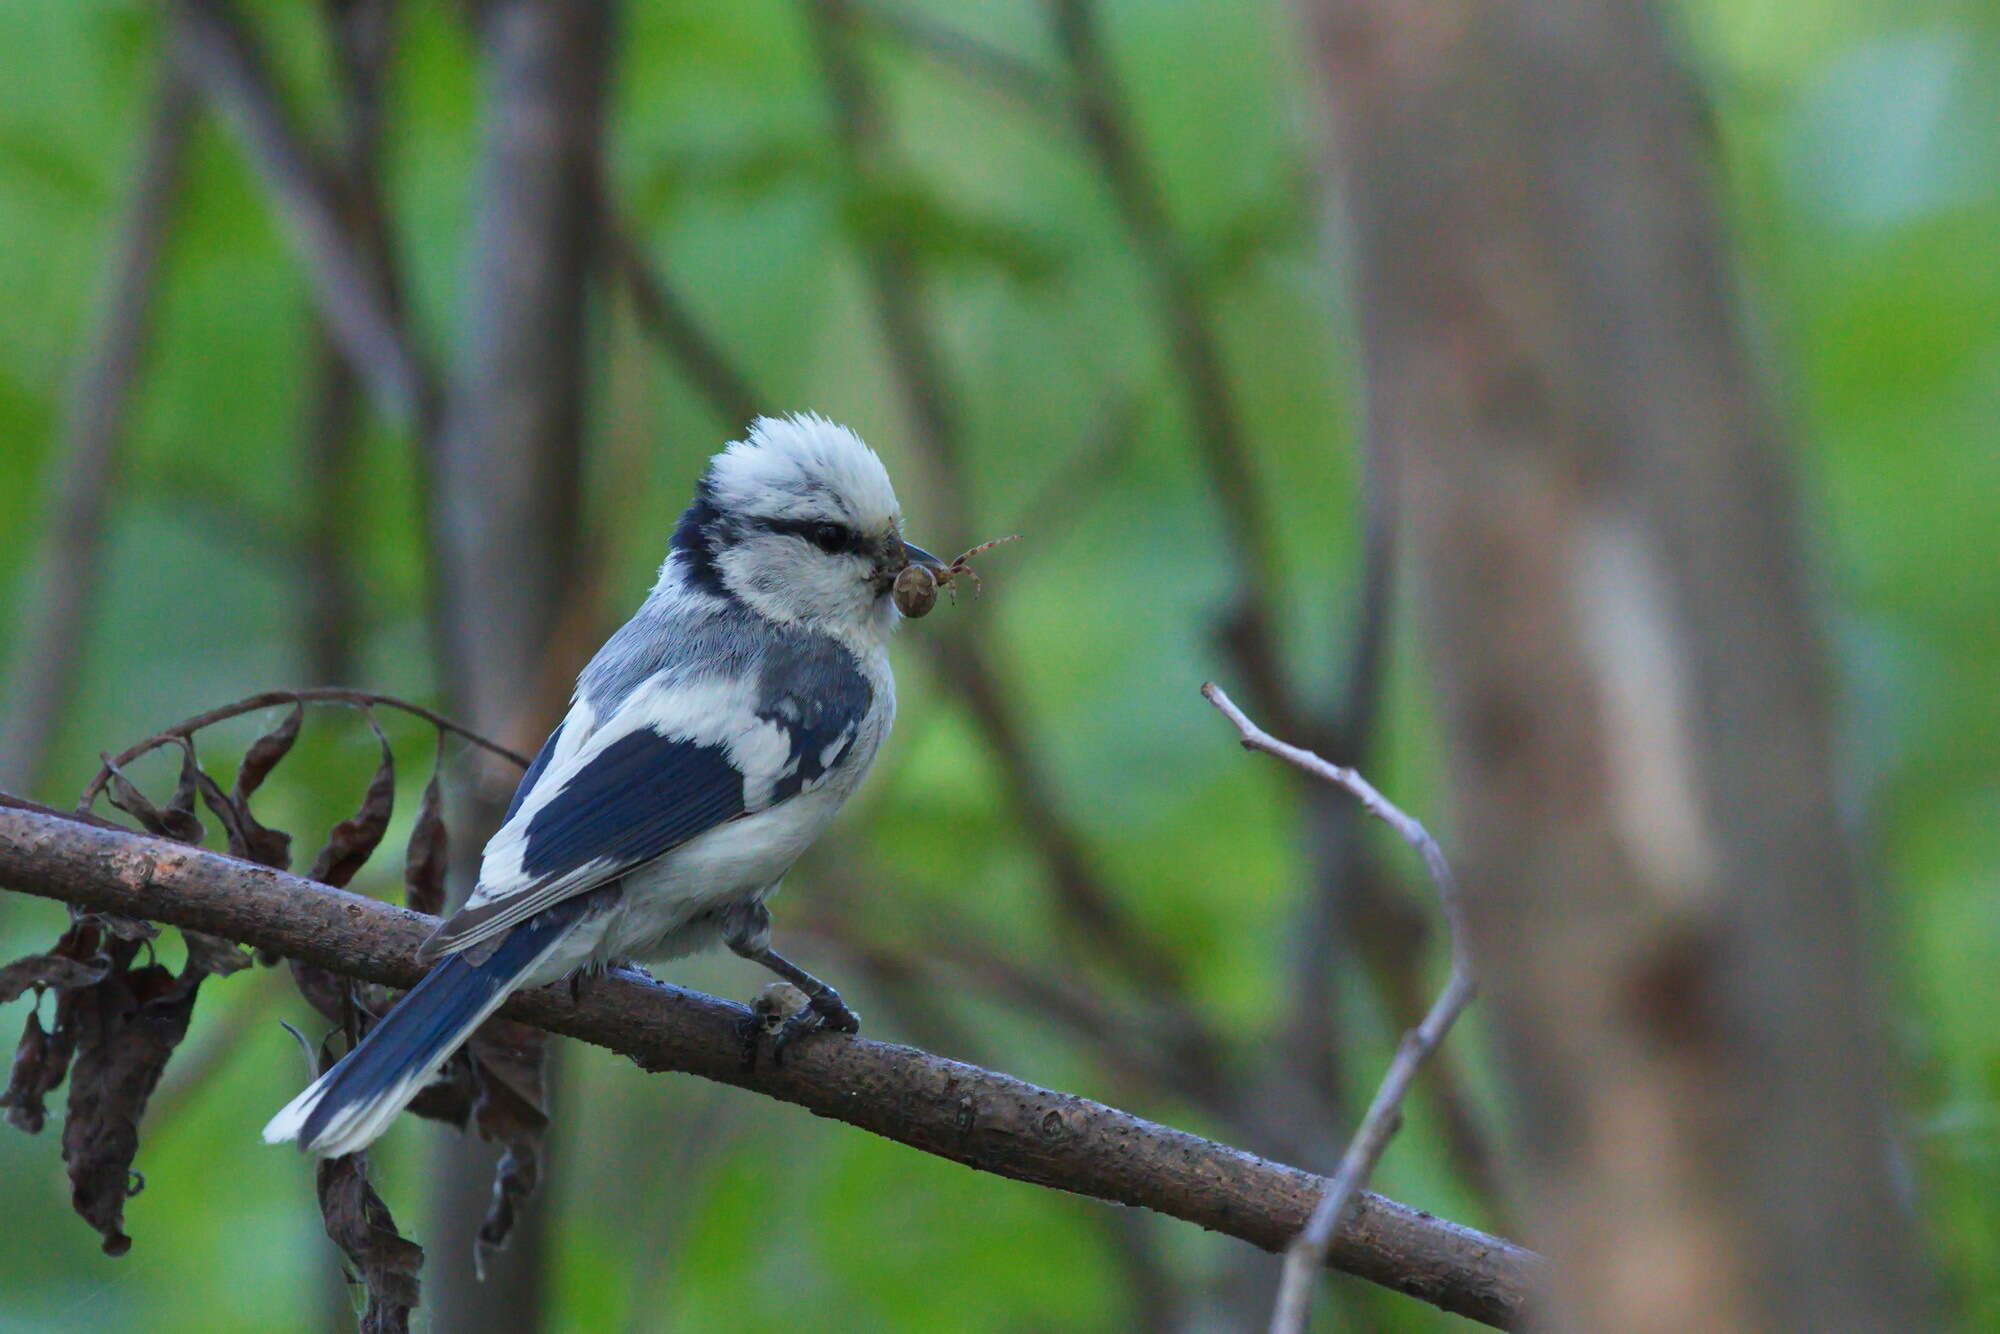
<box><xmin>768</xmin><ymin>990</ymin><xmax>861</xmax><ymax>1067</ymax></box>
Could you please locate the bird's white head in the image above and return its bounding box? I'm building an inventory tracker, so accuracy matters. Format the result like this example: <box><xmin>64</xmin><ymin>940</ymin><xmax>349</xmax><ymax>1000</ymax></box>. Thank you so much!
<box><xmin>668</xmin><ymin>414</ymin><xmax>936</xmax><ymax>643</ymax></box>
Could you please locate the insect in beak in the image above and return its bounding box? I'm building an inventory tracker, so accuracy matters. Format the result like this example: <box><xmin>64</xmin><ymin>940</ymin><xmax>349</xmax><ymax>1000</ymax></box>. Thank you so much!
<box><xmin>892</xmin><ymin>535</ymin><xmax>1022</xmax><ymax>619</ymax></box>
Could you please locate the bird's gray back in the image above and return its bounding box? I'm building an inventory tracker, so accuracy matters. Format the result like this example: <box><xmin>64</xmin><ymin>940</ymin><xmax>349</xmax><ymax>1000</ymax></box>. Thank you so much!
<box><xmin>579</xmin><ymin>587</ymin><xmax>883</xmax><ymax>733</ymax></box>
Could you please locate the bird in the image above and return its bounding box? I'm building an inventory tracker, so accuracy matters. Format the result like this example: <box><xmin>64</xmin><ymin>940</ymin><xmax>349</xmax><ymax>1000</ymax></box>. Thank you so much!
<box><xmin>263</xmin><ymin>413</ymin><xmax>940</xmax><ymax>1158</ymax></box>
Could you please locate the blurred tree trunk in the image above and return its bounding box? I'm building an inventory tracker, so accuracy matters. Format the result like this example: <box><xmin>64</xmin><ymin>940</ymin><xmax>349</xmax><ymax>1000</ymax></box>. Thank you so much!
<box><xmin>1303</xmin><ymin>0</ymin><xmax>1933</xmax><ymax>1329</ymax></box>
<box><xmin>299</xmin><ymin>0</ymin><xmax>397</xmax><ymax>692</ymax></box>
<box><xmin>424</xmin><ymin>2</ymin><xmax>612</xmax><ymax>1330</ymax></box>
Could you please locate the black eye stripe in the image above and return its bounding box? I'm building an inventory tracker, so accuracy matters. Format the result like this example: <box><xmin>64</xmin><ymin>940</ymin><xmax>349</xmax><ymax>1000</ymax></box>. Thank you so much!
<box><xmin>757</xmin><ymin>516</ymin><xmax>866</xmax><ymax>555</ymax></box>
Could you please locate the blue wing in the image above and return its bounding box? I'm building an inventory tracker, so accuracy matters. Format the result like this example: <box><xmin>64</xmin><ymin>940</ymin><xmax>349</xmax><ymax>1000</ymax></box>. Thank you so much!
<box><xmin>418</xmin><ymin>631</ymin><xmax>874</xmax><ymax>962</ymax></box>
<box><xmin>502</xmin><ymin>721</ymin><xmax>564</xmax><ymax>822</ymax></box>
<box><xmin>518</xmin><ymin>727</ymin><xmax>748</xmax><ymax>878</ymax></box>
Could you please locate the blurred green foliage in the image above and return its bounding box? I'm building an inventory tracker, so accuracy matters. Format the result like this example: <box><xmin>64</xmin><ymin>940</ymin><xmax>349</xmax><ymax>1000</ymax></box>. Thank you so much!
<box><xmin>1</xmin><ymin>0</ymin><xmax>1995</xmax><ymax>1330</ymax></box>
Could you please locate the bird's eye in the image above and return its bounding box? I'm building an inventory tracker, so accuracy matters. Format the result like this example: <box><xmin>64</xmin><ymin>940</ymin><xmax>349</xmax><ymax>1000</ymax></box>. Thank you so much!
<box><xmin>807</xmin><ymin>522</ymin><xmax>850</xmax><ymax>554</ymax></box>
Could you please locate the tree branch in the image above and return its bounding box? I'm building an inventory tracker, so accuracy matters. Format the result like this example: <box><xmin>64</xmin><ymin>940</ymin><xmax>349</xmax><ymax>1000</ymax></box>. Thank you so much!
<box><xmin>602</xmin><ymin>221</ymin><xmax>761</xmax><ymax>430</ymax></box>
<box><xmin>423</xmin><ymin>3</ymin><xmax>613</xmax><ymax>1324</ymax></box>
<box><xmin>0</xmin><ymin>802</ymin><xmax>1539</xmax><ymax>1328</ymax></box>
<box><xmin>1202</xmin><ymin>684</ymin><xmax>1477</xmax><ymax>1334</ymax></box>
<box><xmin>74</xmin><ymin>688</ymin><xmax>530</xmax><ymax>813</ymax></box>
<box><xmin>830</xmin><ymin>0</ymin><xmax>1071</xmax><ymax>116</ymax></box>
<box><xmin>1049</xmin><ymin>0</ymin><xmax>1298</xmax><ymax>741</ymax></box>
<box><xmin>806</xmin><ymin>2</ymin><xmax>1196</xmax><ymax>1002</ymax></box>
<box><xmin>296</xmin><ymin>0</ymin><xmax>398</xmax><ymax>691</ymax></box>
<box><xmin>167</xmin><ymin>0</ymin><xmax>432</xmax><ymax>434</ymax></box>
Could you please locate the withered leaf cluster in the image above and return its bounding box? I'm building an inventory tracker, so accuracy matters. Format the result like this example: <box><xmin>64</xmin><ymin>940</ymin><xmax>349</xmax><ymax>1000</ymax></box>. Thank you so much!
<box><xmin>0</xmin><ymin>691</ymin><xmax>541</xmax><ymax>1334</ymax></box>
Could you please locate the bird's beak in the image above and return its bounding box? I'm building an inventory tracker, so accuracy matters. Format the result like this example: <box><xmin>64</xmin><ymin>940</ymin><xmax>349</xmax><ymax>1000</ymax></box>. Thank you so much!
<box><xmin>899</xmin><ymin>540</ymin><xmax>945</xmax><ymax>573</ymax></box>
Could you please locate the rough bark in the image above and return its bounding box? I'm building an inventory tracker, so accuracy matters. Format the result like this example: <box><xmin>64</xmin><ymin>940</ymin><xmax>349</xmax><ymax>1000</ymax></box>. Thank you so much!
<box><xmin>0</xmin><ymin>801</ymin><xmax>1543</xmax><ymax>1329</ymax></box>
<box><xmin>1302</xmin><ymin>0</ymin><xmax>1932</xmax><ymax>1328</ymax></box>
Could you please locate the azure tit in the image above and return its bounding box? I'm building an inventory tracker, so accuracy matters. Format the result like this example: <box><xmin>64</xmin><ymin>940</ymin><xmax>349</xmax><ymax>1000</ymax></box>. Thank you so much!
<box><xmin>265</xmin><ymin>414</ymin><xmax>942</xmax><ymax>1158</ymax></box>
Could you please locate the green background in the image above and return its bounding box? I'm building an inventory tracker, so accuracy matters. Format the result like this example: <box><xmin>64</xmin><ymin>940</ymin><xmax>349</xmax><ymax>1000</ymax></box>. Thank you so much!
<box><xmin>1</xmin><ymin>1</ymin><xmax>1994</xmax><ymax>1329</ymax></box>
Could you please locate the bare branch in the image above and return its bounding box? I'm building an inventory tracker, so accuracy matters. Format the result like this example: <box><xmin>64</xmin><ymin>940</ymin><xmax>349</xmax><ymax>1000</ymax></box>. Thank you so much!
<box><xmin>603</xmin><ymin>223</ymin><xmax>761</xmax><ymax>430</ymax></box>
<box><xmin>805</xmin><ymin>2</ymin><xmax>1193</xmax><ymax>999</ymax></box>
<box><xmin>830</xmin><ymin>0</ymin><xmax>1071</xmax><ymax>116</ymax></box>
<box><xmin>0</xmin><ymin>802</ymin><xmax>1540</xmax><ymax>1328</ymax></box>
<box><xmin>167</xmin><ymin>0</ymin><xmax>431</xmax><ymax>433</ymax></box>
<box><xmin>297</xmin><ymin>0</ymin><xmax>399</xmax><ymax>689</ymax></box>
<box><xmin>995</xmin><ymin>390</ymin><xmax>1140</xmax><ymax>550</ymax></box>
<box><xmin>0</xmin><ymin>72</ymin><xmax>196</xmax><ymax>794</ymax></box>
<box><xmin>1205</xmin><ymin>685</ymin><xmax>1468</xmax><ymax>968</ymax></box>
<box><xmin>796</xmin><ymin>892</ymin><xmax>1235</xmax><ymax>1111</ymax></box>
<box><xmin>1049</xmin><ymin>0</ymin><xmax>1298</xmax><ymax>739</ymax></box>
<box><xmin>1332</xmin><ymin>431</ymin><xmax>1397</xmax><ymax>756</ymax></box>
<box><xmin>1279</xmin><ymin>440</ymin><xmax>1398</xmax><ymax>1121</ymax></box>
<box><xmin>429</xmin><ymin>0</ymin><xmax>608</xmax><ymax>745</ymax></box>
<box><xmin>1201</xmin><ymin>684</ymin><xmax>1477</xmax><ymax>1333</ymax></box>
<box><xmin>73</xmin><ymin>688</ymin><xmax>531</xmax><ymax>813</ymax></box>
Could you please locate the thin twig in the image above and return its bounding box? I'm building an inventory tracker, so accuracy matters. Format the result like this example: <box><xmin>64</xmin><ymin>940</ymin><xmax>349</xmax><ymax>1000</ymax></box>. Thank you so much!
<box><xmin>1278</xmin><ymin>432</ymin><xmax>1398</xmax><ymax>1118</ymax></box>
<box><xmin>1333</xmin><ymin>430</ymin><xmax>1397</xmax><ymax>756</ymax></box>
<box><xmin>1201</xmin><ymin>683</ymin><xmax>1476</xmax><ymax>1334</ymax></box>
<box><xmin>995</xmin><ymin>389</ymin><xmax>1140</xmax><ymax>550</ymax></box>
<box><xmin>1051</xmin><ymin>0</ymin><xmax>1298</xmax><ymax>741</ymax></box>
<box><xmin>603</xmin><ymin>222</ymin><xmax>761</xmax><ymax>429</ymax></box>
<box><xmin>75</xmin><ymin>688</ymin><xmax>531</xmax><ymax>812</ymax></box>
<box><xmin>132</xmin><ymin>462</ymin><xmax>303</xmax><ymax>566</ymax></box>
<box><xmin>830</xmin><ymin>0</ymin><xmax>1071</xmax><ymax>116</ymax></box>
<box><xmin>805</xmin><ymin>0</ymin><xmax>1190</xmax><ymax>997</ymax></box>
<box><xmin>796</xmin><ymin>892</ymin><xmax>1234</xmax><ymax>1110</ymax></box>
<box><xmin>0</xmin><ymin>72</ymin><xmax>196</xmax><ymax>793</ymax></box>
<box><xmin>167</xmin><ymin>0</ymin><xmax>432</xmax><ymax>433</ymax></box>
<box><xmin>0</xmin><ymin>801</ymin><xmax>1539</xmax><ymax>1329</ymax></box>
<box><xmin>297</xmin><ymin>0</ymin><xmax>398</xmax><ymax>689</ymax></box>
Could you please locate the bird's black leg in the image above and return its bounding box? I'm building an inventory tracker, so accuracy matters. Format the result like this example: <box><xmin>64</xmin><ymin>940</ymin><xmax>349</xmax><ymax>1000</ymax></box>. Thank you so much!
<box><xmin>741</xmin><ymin>946</ymin><xmax>862</xmax><ymax>1063</ymax></box>
<box><xmin>722</xmin><ymin>902</ymin><xmax>860</xmax><ymax>1066</ymax></box>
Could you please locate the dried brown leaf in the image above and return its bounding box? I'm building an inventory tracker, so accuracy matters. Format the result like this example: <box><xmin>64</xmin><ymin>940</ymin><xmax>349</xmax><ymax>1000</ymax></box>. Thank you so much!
<box><xmin>0</xmin><ymin>953</ymin><xmax>110</xmax><ymax>1005</ymax></box>
<box><xmin>103</xmin><ymin>760</ymin><xmax>171</xmax><ymax>838</ymax></box>
<box><xmin>193</xmin><ymin>766</ymin><xmax>292</xmax><ymax>872</ymax></box>
<box><xmin>180</xmin><ymin>930</ymin><xmax>251</xmax><ymax>977</ymax></box>
<box><xmin>61</xmin><ymin>959</ymin><xmax>204</xmax><ymax>1255</ymax></box>
<box><xmin>308</xmin><ymin>717</ymin><xmax>394</xmax><ymax>889</ymax></box>
<box><xmin>1</xmin><ymin>1010</ymin><xmax>76</xmax><ymax>1134</ymax></box>
<box><xmin>233</xmin><ymin>701</ymin><xmax>303</xmax><ymax>804</ymax></box>
<box><xmin>4</xmin><ymin>921</ymin><xmax>110</xmax><ymax>1134</ymax></box>
<box><xmin>317</xmin><ymin>1153</ymin><xmax>423</xmax><ymax>1334</ymax></box>
<box><xmin>404</xmin><ymin>1051</ymin><xmax>475</xmax><ymax>1128</ymax></box>
<box><xmin>159</xmin><ymin>739</ymin><xmax>206</xmax><ymax>844</ymax></box>
<box><xmin>93</xmin><ymin>914</ymin><xmax>160</xmax><ymax>944</ymax></box>
<box><xmin>465</xmin><ymin>1017</ymin><xmax>550</xmax><ymax>1272</ymax></box>
<box><xmin>402</xmin><ymin>767</ymin><xmax>448</xmax><ymax>917</ymax></box>
<box><xmin>287</xmin><ymin>957</ymin><xmax>355</xmax><ymax>1030</ymax></box>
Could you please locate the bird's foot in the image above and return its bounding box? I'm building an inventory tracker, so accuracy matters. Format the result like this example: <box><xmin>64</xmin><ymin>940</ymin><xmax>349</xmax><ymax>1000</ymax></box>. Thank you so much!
<box><xmin>769</xmin><ymin>987</ymin><xmax>860</xmax><ymax>1067</ymax></box>
<box><xmin>614</xmin><ymin>959</ymin><xmax>658</xmax><ymax>984</ymax></box>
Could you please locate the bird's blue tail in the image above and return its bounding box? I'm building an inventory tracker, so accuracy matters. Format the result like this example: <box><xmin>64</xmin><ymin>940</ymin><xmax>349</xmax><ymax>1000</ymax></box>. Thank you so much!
<box><xmin>261</xmin><ymin>901</ymin><xmax>582</xmax><ymax>1157</ymax></box>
